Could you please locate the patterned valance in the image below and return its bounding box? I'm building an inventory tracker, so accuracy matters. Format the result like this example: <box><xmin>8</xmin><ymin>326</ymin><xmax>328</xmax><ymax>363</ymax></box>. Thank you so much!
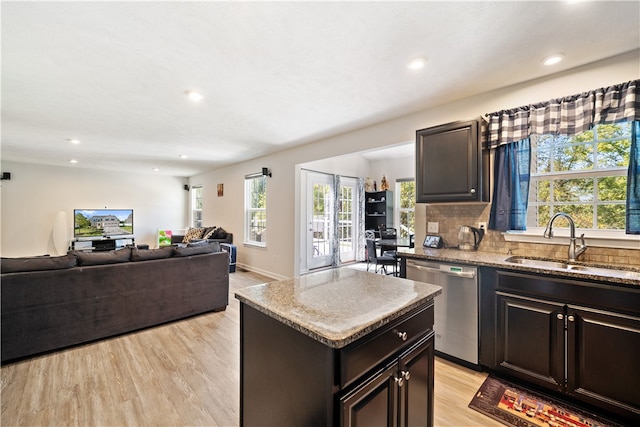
<box><xmin>486</xmin><ymin>79</ymin><xmax>640</xmax><ymax>147</ymax></box>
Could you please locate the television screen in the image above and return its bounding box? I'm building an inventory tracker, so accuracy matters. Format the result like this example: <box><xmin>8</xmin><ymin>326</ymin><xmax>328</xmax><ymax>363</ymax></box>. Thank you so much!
<box><xmin>74</xmin><ymin>209</ymin><xmax>133</xmax><ymax>238</ymax></box>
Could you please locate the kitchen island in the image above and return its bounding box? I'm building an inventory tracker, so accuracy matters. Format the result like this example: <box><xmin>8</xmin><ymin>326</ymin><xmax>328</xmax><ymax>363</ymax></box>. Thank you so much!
<box><xmin>235</xmin><ymin>268</ymin><xmax>442</xmax><ymax>427</ymax></box>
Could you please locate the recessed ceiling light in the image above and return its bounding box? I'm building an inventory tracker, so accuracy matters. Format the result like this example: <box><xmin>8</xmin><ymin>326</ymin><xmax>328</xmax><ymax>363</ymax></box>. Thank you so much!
<box><xmin>179</xmin><ymin>154</ymin><xmax>188</xmax><ymax>159</ymax></box>
<box><xmin>152</xmin><ymin>167</ymin><xmax>160</xmax><ymax>172</ymax></box>
<box><xmin>185</xmin><ymin>90</ymin><xmax>204</xmax><ymax>102</ymax></box>
<box><xmin>67</xmin><ymin>138</ymin><xmax>81</xmax><ymax>144</ymax></box>
<box><xmin>69</xmin><ymin>159</ymin><xmax>78</xmax><ymax>164</ymax></box>
<box><xmin>407</xmin><ymin>57</ymin><xmax>427</xmax><ymax>70</ymax></box>
<box><xmin>542</xmin><ymin>54</ymin><xmax>564</xmax><ymax>66</ymax></box>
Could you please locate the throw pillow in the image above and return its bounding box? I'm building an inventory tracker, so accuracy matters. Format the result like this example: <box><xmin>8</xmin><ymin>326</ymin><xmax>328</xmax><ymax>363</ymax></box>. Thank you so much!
<box><xmin>182</xmin><ymin>227</ymin><xmax>205</xmax><ymax>243</ymax></box>
<box><xmin>1</xmin><ymin>253</ymin><xmax>77</xmax><ymax>274</ymax></box>
<box><xmin>173</xmin><ymin>244</ymin><xmax>218</xmax><ymax>257</ymax></box>
<box><xmin>202</xmin><ymin>226</ymin><xmax>217</xmax><ymax>239</ymax></box>
<box><xmin>74</xmin><ymin>248</ymin><xmax>132</xmax><ymax>266</ymax></box>
<box><xmin>131</xmin><ymin>246</ymin><xmax>173</xmax><ymax>261</ymax></box>
<box><xmin>213</xmin><ymin>227</ymin><xmax>227</xmax><ymax>239</ymax></box>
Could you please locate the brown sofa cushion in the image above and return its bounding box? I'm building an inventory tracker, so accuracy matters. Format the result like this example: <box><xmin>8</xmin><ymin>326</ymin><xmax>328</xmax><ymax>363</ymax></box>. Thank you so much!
<box><xmin>131</xmin><ymin>246</ymin><xmax>173</xmax><ymax>261</ymax></box>
<box><xmin>1</xmin><ymin>253</ymin><xmax>77</xmax><ymax>273</ymax></box>
<box><xmin>74</xmin><ymin>248</ymin><xmax>131</xmax><ymax>266</ymax></box>
<box><xmin>173</xmin><ymin>244</ymin><xmax>219</xmax><ymax>257</ymax></box>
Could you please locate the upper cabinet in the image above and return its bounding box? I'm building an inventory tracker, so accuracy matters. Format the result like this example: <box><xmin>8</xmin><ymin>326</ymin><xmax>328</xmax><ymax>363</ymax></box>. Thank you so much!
<box><xmin>415</xmin><ymin>118</ymin><xmax>489</xmax><ymax>203</ymax></box>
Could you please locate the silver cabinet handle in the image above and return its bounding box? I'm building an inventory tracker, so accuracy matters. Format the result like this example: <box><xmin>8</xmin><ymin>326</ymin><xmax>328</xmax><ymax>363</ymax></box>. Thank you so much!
<box><xmin>396</xmin><ymin>331</ymin><xmax>407</xmax><ymax>341</ymax></box>
<box><xmin>394</xmin><ymin>376</ymin><xmax>404</xmax><ymax>387</ymax></box>
<box><xmin>470</xmin><ymin>188</ymin><xmax>476</xmax><ymax>194</ymax></box>
<box><xmin>557</xmin><ymin>313</ymin><xmax>564</xmax><ymax>320</ymax></box>
<box><xmin>402</xmin><ymin>370</ymin><xmax>410</xmax><ymax>381</ymax></box>
<box><xmin>567</xmin><ymin>315</ymin><xmax>575</xmax><ymax>322</ymax></box>
<box><xmin>407</xmin><ymin>263</ymin><xmax>476</xmax><ymax>279</ymax></box>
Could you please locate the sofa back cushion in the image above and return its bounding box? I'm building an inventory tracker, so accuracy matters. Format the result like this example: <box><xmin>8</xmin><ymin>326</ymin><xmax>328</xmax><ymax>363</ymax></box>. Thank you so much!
<box><xmin>1</xmin><ymin>253</ymin><xmax>77</xmax><ymax>273</ymax></box>
<box><xmin>74</xmin><ymin>248</ymin><xmax>131</xmax><ymax>266</ymax></box>
<box><xmin>131</xmin><ymin>246</ymin><xmax>173</xmax><ymax>261</ymax></box>
<box><xmin>173</xmin><ymin>243</ymin><xmax>219</xmax><ymax>257</ymax></box>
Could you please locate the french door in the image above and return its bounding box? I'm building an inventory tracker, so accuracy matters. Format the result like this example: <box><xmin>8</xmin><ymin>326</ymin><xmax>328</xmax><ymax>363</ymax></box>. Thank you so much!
<box><xmin>338</xmin><ymin>177</ymin><xmax>358</xmax><ymax>263</ymax></box>
<box><xmin>307</xmin><ymin>172</ymin><xmax>334</xmax><ymax>270</ymax></box>
<box><xmin>304</xmin><ymin>171</ymin><xmax>359</xmax><ymax>271</ymax></box>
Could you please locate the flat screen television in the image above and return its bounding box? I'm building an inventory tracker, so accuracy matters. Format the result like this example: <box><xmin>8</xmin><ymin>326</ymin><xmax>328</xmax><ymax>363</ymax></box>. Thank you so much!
<box><xmin>74</xmin><ymin>209</ymin><xmax>134</xmax><ymax>239</ymax></box>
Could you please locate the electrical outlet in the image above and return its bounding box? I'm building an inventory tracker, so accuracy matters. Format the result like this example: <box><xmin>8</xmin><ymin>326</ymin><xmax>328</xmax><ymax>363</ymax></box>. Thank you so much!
<box><xmin>427</xmin><ymin>222</ymin><xmax>439</xmax><ymax>233</ymax></box>
<box><xmin>478</xmin><ymin>222</ymin><xmax>487</xmax><ymax>232</ymax></box>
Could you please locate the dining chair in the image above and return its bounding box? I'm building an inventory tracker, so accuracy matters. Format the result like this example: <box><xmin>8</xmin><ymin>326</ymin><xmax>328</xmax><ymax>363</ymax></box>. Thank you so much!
<box><xmin>365</xmin><ymin>238</ymin><xmax>396</xmax><ymax>275</ymax></box>
<box><xmin>379</xmin><ymin>227</ymin><xmax>398</xmax><ymax>257</ymax></box>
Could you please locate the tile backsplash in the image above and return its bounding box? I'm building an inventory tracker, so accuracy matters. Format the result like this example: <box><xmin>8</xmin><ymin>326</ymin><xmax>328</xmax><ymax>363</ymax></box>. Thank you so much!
<box><xmin>424</xmin><ymin>204</ymin><xmax>640</xmax><ymax>267</ymax></box>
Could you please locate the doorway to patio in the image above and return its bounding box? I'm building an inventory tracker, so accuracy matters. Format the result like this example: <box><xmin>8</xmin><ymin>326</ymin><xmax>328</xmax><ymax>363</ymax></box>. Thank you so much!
<box><xmin>302</xmin><ymin>170</ymin><xmax>360</xmax><ymax>272</ymax></box>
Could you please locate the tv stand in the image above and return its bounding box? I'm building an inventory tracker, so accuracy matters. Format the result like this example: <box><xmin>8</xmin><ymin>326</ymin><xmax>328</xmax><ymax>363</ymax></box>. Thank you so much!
<box><xmin>71</xmin><ymin>237</ymin><xmax>135</xmax><ymax>252</ymax></box>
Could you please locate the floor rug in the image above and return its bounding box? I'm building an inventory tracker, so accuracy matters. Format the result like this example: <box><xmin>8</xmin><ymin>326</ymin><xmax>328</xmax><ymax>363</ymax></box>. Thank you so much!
<box><xmin>468</xmin><ymin>375</ymin><xmax>626</xmax><ymax>427</ymax></box>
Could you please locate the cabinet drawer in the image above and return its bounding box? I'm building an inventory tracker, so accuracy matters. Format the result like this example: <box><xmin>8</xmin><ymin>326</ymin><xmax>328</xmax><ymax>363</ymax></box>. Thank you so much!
<box><xmin>340</xmin><ymin>304</ymin><xmax>433</xmax><ymax>388</ymax></box>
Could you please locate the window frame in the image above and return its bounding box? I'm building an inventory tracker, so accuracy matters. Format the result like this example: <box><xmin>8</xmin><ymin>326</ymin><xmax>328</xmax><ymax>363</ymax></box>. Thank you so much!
<box><xmin>244</xmin><ymin>173</ymin><xmax>267</xmax><ymax>247</ymax></box>
<box><xmin>191</xmin><ymin>185</ymin><xmax>203</xmax><ymax>228</ymax></box>
<box><xmin>504</xmin><ymin>122</ymin><xmax>637</xmax><ymax>249</ymax></box>
<box><xmin>395</xmin><ymin>178</ymin><xmax>415</xmax><ymax>238</ymax></box>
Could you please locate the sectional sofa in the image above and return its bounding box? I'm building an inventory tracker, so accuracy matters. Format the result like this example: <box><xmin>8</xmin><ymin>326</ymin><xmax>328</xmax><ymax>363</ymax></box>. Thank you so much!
<box><xmin>1</xmin><ymin>244</ymin><xmax>229</xmax><ymax>363</ymax></box>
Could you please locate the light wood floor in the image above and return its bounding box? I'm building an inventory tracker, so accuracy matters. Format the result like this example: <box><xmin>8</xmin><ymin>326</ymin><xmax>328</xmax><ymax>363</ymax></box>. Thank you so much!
<box><xmin>1</xmin><ymin>268</ymin><xmax>501</xmax><ymax>427</ymax></box>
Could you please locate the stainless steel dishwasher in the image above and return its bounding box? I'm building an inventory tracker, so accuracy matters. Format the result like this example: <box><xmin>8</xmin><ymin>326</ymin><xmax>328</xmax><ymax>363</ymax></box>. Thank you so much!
<box><xmin>406</xmin><ymin>258</ymin><xmax>478</xmax><ymax>366</ymax></box>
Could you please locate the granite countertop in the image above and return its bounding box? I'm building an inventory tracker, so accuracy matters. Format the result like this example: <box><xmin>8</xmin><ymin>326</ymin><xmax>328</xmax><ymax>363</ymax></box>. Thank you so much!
<box><xmin>234</xmin><ymin>268</ymin><xmax>442</xmax><ymax>349</ymax></box>
<box><xmin>397</xmin><ymin>247</ymin><xmax>640</xmax><ymax>286</ymax></box>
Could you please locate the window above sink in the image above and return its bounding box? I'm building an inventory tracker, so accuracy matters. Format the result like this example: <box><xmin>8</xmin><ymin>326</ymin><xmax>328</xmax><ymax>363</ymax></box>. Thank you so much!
<box><xmin>528</xmin><ymin>122</ymin><xmax>630</xmax><ymax>231</ymax></box>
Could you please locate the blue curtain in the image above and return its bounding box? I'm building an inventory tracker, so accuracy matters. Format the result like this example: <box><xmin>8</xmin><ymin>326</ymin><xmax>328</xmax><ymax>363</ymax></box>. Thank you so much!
<box><xmin>627</xmin><ymin>121</ymin><xmax>640</xmax><ymax>234</ymax></box>
<box><xmin>489</xmin><ymin>138</ymin><xmax>531</xmax><ymax>231</ymax></box>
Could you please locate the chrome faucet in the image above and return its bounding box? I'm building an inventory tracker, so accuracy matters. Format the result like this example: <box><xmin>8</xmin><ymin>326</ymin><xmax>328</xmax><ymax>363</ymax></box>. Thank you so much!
<box><xmin>543</xmin><ymin>212</ymin><xmax>587</xmax><ymax>261</ymax></box>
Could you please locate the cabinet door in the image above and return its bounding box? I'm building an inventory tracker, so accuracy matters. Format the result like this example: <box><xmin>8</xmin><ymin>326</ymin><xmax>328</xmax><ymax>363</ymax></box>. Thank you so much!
<box><xmin>340</xmin><ymin>363</ymin><xmax>398</xmax><ymax>427</ymax></box>
<box><xmin>567</xmin><ymin>307</ymin><xmax>640</xmax><ymax>420</ymax></box>
<box><xmin>496</xmin><ymin>292</ymin><xmax>565</xmax><ymax>392</ymax></box>
<box><xmin>398</xmin><ymin>335</ymin><xmax>434</xmax><ymax>427</ymax></box>
<box><xmin>416</xmin><ymin>119</ymin><xmax>485</xmax><ymax>203</ymax></box>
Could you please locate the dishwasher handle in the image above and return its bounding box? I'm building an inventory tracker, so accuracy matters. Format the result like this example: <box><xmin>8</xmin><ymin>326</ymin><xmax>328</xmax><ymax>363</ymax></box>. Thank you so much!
<box><xmin>407</xmin><ymin>262</ymin><xmax>476</xmax><ymax>279</ymax></box>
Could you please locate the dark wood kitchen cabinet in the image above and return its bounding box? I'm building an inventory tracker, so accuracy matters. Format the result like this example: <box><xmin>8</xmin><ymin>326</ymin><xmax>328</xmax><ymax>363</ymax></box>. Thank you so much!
<box><xmin>415</xmin><ymin>118</ymin><xmax>489</xmax><ymax>203</ymax></box>
<box><xmin>487</xmin><ymin>270</ymin><xmax>640</xmax><ymax>423</ymax></box>
<box><xmin>239</xmin><ymin>301</ymin><xmax>436</xmax><ymax>427</ymax></box>
<box><xmin>496</xmin><ymin>292</ymin><xmax>565</xmax><ymax>391</ymax></box>
<box><xmin>340</xmin><ymin>335</ymin><xmax>434</xmax><ymax>427</ymax></box>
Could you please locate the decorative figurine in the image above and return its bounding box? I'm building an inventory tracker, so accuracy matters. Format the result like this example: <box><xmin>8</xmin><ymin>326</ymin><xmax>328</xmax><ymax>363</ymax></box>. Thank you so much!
<box><xmin>365</xmin><ymin>177</ymin><xmax>374</xmax><ymax>192</ymax></box>
<box><xmin>380</xmin><ymin>175</ymin><xmax>389</xmax><ymax>191</ymax></box>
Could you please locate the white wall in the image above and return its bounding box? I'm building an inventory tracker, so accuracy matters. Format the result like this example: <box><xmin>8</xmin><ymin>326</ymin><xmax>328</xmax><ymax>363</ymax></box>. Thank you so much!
<box><xmin>4</xmin><ymin>52</ymin><xmax>636</xmax><ymax>271</ymax></box>
<box><xmin>190</xmin><ymin>50</ymin><xmax>639</xmax><ymax>279</ymax></box>
<box><xmin>370</xmin><ymin>154</ymin><xmax>415</xmax><ymax>187</ymax></box>
<box><xmin>0</xmin><ymin>161</ymin><xmax>189</xmax><ymax>257</ymax></box>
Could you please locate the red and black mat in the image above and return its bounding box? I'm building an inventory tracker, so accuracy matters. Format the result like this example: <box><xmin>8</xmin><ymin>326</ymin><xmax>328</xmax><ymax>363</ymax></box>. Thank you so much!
<box><xmin>468</xmin><ymin>375</ymin><xmax>626</xmax><ymax>427</ymax></box>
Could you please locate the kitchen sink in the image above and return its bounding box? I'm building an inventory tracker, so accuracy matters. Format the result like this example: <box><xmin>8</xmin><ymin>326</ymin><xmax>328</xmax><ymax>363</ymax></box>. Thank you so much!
<box><xmin>504</xmin><ymin>257</ymin><xmax>568</xmax><ymax>269</ymax></box>
<box><xmin>504</xmin><ymin>256</ymin><xmax>640</xmax><ymax>279</ymax></box>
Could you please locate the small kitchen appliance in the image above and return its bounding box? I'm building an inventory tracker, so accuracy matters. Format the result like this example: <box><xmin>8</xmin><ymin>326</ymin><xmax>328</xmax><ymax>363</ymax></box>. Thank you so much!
<box><xmin>457</xmin><ymin>225</ymin><xmax>484</xmax><ymax>251</ymax></box>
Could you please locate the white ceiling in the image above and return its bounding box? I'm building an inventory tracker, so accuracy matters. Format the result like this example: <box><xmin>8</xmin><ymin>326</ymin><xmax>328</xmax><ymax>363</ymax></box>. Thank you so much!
<box><xmin>2</xmin><ymin>1</ymin><xmax>639</xmax><ymax>176</ymax></box>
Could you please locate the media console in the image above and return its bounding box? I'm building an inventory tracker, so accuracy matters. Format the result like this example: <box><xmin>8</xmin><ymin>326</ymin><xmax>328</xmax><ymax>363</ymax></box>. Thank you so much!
<box><xmin>71</xmin><ymin>237</ymin><xmax>135</xmax><ymax>252</ymax></box>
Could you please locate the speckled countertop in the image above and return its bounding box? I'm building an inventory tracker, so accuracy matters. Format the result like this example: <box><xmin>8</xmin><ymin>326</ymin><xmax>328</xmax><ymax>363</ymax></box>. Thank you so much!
<box><xmin>234</xmin><ymin>268</ymin><xmax>442</xmax><ymax>349</ymax></box>
<box><xmin>397</xmin><ymin>247</ymin><xmax>640</xmax><ymax>286</ymax></box>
